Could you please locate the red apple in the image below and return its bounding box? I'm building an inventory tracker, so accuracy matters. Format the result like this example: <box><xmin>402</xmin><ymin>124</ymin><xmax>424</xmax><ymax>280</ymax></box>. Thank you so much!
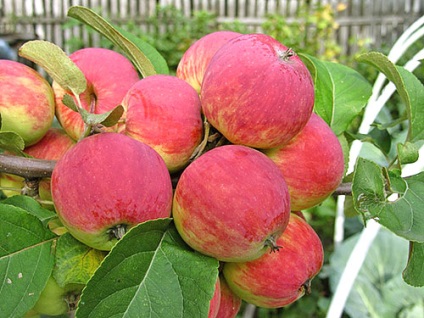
<box><xmin>51</xmin><ymin>132</ymin><xmax>173</xmax><ymax>250</ymax></box>
<box><xmin>53</xmin><ymin>48</ymin><xmax>140</xmax><ymax>141</ymax></box>
<box><xmin>263</xmin><ymin>113</ymin><xmax>345</xmax><ymax>210</ymax></box>
<box><xmin>0</xmin><ymin>60</ymin><xmax>55</xmax><ymax>146</ymax></box>
<box><xmin>208</xmin><ymin>278</ymin><xmax>222</xmax><ymax>318</ymax></box>
<box><xmin>200</xmin><ymin>33</ymin><xmax>314</xmax><ymax>149</ymax></box>
<box><xmin>122</xmin><ymin>75</ymin><xmax>203</xmax><ymax>173</ymax></box>
<box><xmin>172</xmin><ymin>144</ymin><xmax>291</xmax><ymax>262</ymax></box>
<box><xmin>222</xmin><ymin>213</ymin><xmax>324</xmax><ymax>308</ymax></box>
<box><xmin>0</xmin><ymin>127</ymin><xmax>75</xmax><ymax>203</ymax></box>
<box><xmin>216</xmin><ymin>275</ymin><xmax>242</xmax><ymax>318</ymax></box>
<box><xmin>176</xmin><ymin>31</ymin><xmax>241</xmax><ymax>93</ymax></box>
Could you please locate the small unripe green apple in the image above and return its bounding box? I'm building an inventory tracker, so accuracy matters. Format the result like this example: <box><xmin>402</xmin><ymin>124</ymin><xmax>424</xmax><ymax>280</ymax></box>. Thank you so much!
<box><xmin>23</xmin><ymin>308</ymin><xmax>40</xmax><ymax>318</ymax></box>
<box><xmin>0</xmin><ymin>60</ymin><xmax>55</xmax><ymax>146</ymax></box>
<box><xmin>32</xmin><ymin>276</ymin><xmax>84</xmax><ymax>316</ymax></box>
<box><xmin>223</xmin><ymin>213</ymin><xmax>324</xmax><ymax>308</ymax></box>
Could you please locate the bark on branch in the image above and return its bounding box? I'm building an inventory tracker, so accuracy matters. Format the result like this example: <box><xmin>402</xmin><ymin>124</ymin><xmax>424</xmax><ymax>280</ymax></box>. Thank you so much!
<box><xmin>0</xmin><ymin>154</ymin><xmax>353</xmax><ymax>195</ymax></box>
<box><xmin>0</xmin><ymin>154</ymin><xmax>56</xmax><ymax>178</ymax></box>
<box><xmin>333</xmin><ymin>182</ymin><xmax>352</xmax><ymax>196</ymax></box>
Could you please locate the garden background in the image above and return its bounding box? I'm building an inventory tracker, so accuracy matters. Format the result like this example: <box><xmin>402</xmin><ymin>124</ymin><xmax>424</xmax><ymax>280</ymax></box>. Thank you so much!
<box><xmin>1</xmin><ymin>1</ymin><xmax>424</xmax><ymax>317</ymax></box>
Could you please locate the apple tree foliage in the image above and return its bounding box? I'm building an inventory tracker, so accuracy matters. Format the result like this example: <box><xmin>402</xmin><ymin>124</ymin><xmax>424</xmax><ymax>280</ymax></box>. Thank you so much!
<box><xmin>0</xmin><ymin>5</ymin><xmax>423</xmax><ymax>317</ymax></box>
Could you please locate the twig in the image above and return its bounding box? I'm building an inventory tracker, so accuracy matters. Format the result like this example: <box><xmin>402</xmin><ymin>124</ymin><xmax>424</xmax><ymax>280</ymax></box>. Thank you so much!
<box><xmin>0</xmin><ymin>154</ymin><xmax>355</xmax><ymax>196</ymax></box>
<box><xmin>0</xmin><ymin>154</ymin><xmax>56</xmax><ymax>178</ymax></box>
<box><xmin>333</xmin><ymin>182</ymin><xmax>352</xmax><ymax>196</ymax></box>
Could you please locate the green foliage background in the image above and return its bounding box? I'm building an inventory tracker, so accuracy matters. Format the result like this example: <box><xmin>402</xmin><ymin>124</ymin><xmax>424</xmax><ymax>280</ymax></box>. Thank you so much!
<box><xmin>1</xmin><ymin>3</ymin><xmax>423</xmax><ymax>318</ymax></box>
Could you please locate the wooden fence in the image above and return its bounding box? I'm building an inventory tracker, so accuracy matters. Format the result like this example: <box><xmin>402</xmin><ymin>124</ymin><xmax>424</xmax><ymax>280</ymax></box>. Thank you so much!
<box><xmin>0</xmin><ymin>0</ymin><xmax>423</xmax><ymax>59</ymax></box>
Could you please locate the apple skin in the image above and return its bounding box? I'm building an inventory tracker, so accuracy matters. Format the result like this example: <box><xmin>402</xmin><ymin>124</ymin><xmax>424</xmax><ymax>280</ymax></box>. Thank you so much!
<box><xmin>216</xmin><ymin>275</ymin><xmax>242</xmax><ymax>318</ymax></box>
<box><xmin>51</xmin><ymin>132</ymin><xmax>173</xmax><ymax>251</ymax></box>
<box><xmin>263</xmin><ymin>113</ymin><xmax>345</xmax><ymax>210</ymax></box>
<box><xmin>200</xmin><ymin>33</ymin><xmax>314</xmax><ymax>149</ymax></box>
<box><xmin>222</xmin><ymin>213</ymin><xmax>324</xmax><ymax>308</ymax></box>
<box><xmin>23</xmin><ymin>309</ymin><xmax>40</xmax><ymax>318</ymax></box>
<box><xmin>208</xmin><ymin>278</ymin><xmax>222</xmax><ymax>318</ymax></box>
<box><xmin>32</xmin><ymin>275</ymin><xmax>84</xmax><ymax>316</ymax></box>
<box><xmin>122</xmin><ymin>74</ymin><xmax>203</xmax><ymax>173</ymax></box>
<box><xmin>53</xmin><ymin>48</ymin><xmax>140</xmax><ymax>141</ymax></box>
<box><xmin>172</xmin><ymin>144</ymin><xmax>291</xmax><ymax>262</ymax></box>
<box><xmin>0</xmin><ymin>60</ymin><xmax>55</xmax><ymax>146</ymax></box>
<box><xmin>24</xmin><ymin>127</ymin><xmax>75</xmax><ymax>160</ymax></box>
<box><xmin>176</xmin><ymin>31</ymin><xmax>241</xmax><ymax>93</ymax></box>
<box><xmin>0</xmin><ymin>127</ymin><xmax>75</xmax><ymax>203</ymax></box>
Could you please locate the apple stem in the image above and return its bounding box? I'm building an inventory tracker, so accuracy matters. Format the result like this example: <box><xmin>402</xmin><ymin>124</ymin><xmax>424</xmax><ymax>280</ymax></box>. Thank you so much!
<box><xmin>190</xmin><ymin>117</ymin><xmax>211</xmax><ymax>160</ymax></box>
<box><xmin>108</xmin><ymin>224</ymin><xmax>127</xmax><ymax>240</ymax></box>
<box><xmin>65</xmin><ymin>292</ymin><xmax>81</xmax><ymax>312</ymax></box>
<box><xmin>264</xmin><ymin>236</ymin><xmax>282</xmax><ymax>253</ymax></box>
<box><xmin>301</xmin><ymin>279</ymin><xmax>312</xmax><ymax>295</ymax></box>
<box><xmin>78</xmin><ymin>93</ymin><xmax>98</xmax><ymax>142</ymax></box>
<box><xmin>21</xmin><ymin>178</ymin><xmax>40</xmax><ymax>198</ymax></box>
<box><xmin>215</xmin><ymin>135</ymin><xmax>228</xmax><ymax>147</ymax></box>
<box><xmin>279</xmin><ymin>48</ymin><xmax>296</xmax><ymax>61</ymax></box>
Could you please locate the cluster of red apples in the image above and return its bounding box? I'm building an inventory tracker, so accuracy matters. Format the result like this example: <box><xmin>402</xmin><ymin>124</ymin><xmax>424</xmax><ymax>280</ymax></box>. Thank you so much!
<box><xmin>0</xmin><ymin>31</ymin><xmax>345</xmax><ymax>317</ymax></box>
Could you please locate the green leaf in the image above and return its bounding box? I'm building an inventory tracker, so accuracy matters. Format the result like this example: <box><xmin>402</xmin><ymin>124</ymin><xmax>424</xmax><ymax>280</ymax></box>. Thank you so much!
<box><xmin>352</xmin><ymin>157</ymin><xmax>386</xmax><ymax>219</ymax></box>
<box><xmin>347</xmin><ymin>126</ymin><xmax>392</xmax><ymax>158</ymax></box>
<box><xmin>68</xmin><ymin>6</ymin><xmax>157</xmax><ymax>77</ymax></box>
<box><xmin>0</xmin><ymin>131</ymin><xmax>27</xmax><ymax>156</ymax></box>
<box><xmin>378</xmin><ymin>172</ymin><xmax>424</xmax><ymax>242</ymax></box>
<box><xmin>387</xmin><ymin>169</ymin><xmax>407</xmax><ymax>194</ymax></box>
<box><xmin>329</xmin><ymin>228</ymin><xmax>424</xmax><ymax>317</ymax></box>
<box><xmin>403</xmin><ymin>241</ymin><xmax>424</xmax><ymax>287</ymax></box>
<box><xmin>368</xmin><ymin>127</ymin><xmax>392</xmax><ymax>155</ymax></box>
<box><xmin>54</xmin><ymin>233</ymin><xmax>106</xmax><ymax>287</ymax></box>
<box><xmin>1</xmin><ymin>195</ymin><xmax>56</xmax><ymax>227</ymax></box>
<box><xmin>353</xmin><ymin>158</ymin><xmax>424</xmax><ymax>242</ymax></box>
<box><xmin>338</xmin><ymin>133</ymin><xmax>350</xmax><ymax>177</ymax></box>
<box><xmin>79</xmin><ymin>104</ymin><xmax>125</xmax><ymax>127</ymax></box>
<box><xmin>77</xmin><ymin>218</ymin><xmax>220</xmax><ymax>318</ymax></box>
<box><xmin>18</xmin><ymin>40</ymin><xmax>87</xmax><ymax>96</ymax></box>
<box><xmin>0</xmin><ymin>204</ymin><xmax>56</xmax><ymax>317</ymax></box>
<box><xmin>397</xmin><ymin>142</ymin><xmax>420</xmax><ymax>165</ymax></box>
<box><xmin>115</xmin><ymin>25</ymin><xmax>169</xmax><ymax>75</ymax></box>
<box><xmin>300</xmin><ymin>54</ymin><xmax>372</xmax><ymax>135</ymax></box>
<box><xmin>357</xmin><ymin>52</ymin><xmax>424</xmax><ymax>143</ymax></box>
<box><xmin>62</xmin><ymin>94</ymin><xmax>79</xmax><ymax>112</ymax></box>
